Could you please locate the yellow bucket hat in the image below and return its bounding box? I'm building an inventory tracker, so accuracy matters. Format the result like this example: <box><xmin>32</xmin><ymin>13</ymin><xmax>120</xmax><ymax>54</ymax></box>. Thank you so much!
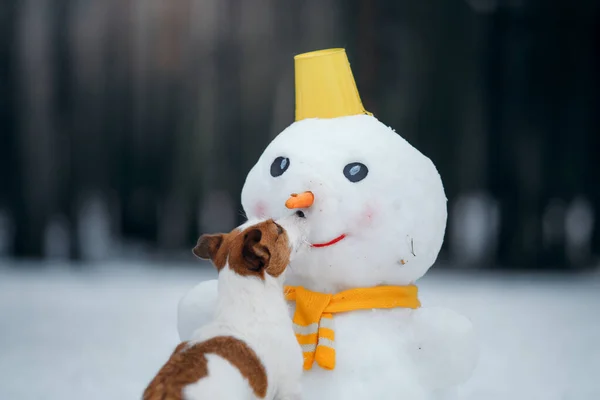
<box><xmin>294</xmin><ymin>48</ymin><xmax>372</xmax><ymax>121</ymax></box>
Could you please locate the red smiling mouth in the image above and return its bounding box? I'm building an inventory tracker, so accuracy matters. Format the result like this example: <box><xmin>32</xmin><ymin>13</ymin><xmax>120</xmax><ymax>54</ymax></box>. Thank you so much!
<box><xmin>311</xmin><ymin>234</ymin><xmax>346</xmax><ymax>248</ymax></box>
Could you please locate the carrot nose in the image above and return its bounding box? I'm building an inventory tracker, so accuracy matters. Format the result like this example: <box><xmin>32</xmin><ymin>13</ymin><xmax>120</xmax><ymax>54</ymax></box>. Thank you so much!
<box><xmin>285</xmin><ymin>191</ymin><xmax>314</xmax><ymax>209</ymax></box>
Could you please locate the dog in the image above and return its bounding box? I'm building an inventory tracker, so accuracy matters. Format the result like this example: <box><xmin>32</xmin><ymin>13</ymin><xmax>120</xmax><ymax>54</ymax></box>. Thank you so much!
<box><xmin>143</xmin><ymin>213</ymin><xmax>308</xmax><ymax>400</ymax></box>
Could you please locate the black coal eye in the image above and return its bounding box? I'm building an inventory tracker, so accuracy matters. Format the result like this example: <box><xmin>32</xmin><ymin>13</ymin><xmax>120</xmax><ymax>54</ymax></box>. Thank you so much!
<box><xmin>270</xmin><ymin>156</ymin><xmax>290</xmax><ymax>177</ymax></box>
<box><xmin>343</xmin><ymin>162</ymin><xmax>368</xmax><ymax>183</ymax></box>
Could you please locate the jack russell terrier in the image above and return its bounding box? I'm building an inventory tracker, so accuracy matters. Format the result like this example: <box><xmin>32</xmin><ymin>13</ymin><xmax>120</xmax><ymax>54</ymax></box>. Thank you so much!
<box><xmin>143</xmin><ymin>212</ymin><xmax>308</xmax><ymax>400</ymax></box>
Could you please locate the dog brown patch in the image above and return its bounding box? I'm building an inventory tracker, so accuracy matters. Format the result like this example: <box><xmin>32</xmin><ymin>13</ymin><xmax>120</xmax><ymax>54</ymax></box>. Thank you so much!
<box><xmin>193</xmin><ymin>228</ymin><xmax>242</xmax><ymax>271</ymax></box>
<box><xmin>194</xmin><ymin>220</ymin><xmax>291</xmax><ymax>279</ymax></box>
<box><xmin>143</xmin><ymin>336</ymin><xmax>268</xmax><ymax>400</ymax></box>
<box><xmin>192</xmin><ymin>234</ymin><xmax>223</xmax><ymax>264</ymax></box>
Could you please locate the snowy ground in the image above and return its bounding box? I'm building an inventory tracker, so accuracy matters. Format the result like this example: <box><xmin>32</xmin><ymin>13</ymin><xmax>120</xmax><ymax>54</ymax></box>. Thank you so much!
<box><xmin>1</xmin><ymin>261</ymin><xmax>599</xmax><ymax>400</ymax></box>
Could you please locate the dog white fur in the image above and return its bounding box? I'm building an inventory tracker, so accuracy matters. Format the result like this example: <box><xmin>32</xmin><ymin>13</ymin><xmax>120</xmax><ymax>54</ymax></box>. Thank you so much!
<box><xmin>144</xmin><ymin>214</ymin><xmax>308</xmax><ymax>400</ymax></box>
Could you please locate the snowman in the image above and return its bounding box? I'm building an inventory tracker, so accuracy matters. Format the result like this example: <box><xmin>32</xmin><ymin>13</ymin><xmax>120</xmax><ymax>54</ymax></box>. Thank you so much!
<box><xmin>179</xmin><ymin>49</ymin><xmax>477</xmax><ymax>399</ymax></box>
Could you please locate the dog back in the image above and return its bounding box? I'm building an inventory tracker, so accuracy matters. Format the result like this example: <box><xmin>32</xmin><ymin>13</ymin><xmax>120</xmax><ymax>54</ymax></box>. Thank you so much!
<box><xmin>143</xmin><ymin>336</ymin><xmax>268</xmax><ymax>400</ymax></box>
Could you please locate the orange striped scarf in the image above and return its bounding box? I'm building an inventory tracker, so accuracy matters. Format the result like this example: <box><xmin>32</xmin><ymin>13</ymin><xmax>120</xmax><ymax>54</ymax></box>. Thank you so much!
<box><xmin>284</xmin><ymin>285</ymin><xmax>420</xmax><ymax>370</ymax></box>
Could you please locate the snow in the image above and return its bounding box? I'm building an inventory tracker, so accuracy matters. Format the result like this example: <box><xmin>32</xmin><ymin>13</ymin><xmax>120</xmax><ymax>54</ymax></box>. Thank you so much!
<box><xmin>1</xmin><ymin>262</ymin><xmax>599</xmax><ymax>400</ymax></box>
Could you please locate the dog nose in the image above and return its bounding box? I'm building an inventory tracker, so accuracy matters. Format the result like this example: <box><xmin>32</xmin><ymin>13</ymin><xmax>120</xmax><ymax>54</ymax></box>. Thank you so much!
<box><xmin>285</xmin><ymin>191</ymin><xmax>314</xmax><ymax>209</ymax></box>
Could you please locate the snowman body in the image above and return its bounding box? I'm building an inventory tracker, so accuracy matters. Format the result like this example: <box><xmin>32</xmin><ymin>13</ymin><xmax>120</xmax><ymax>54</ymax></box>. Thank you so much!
<box><xmin>179</xmin><ymin>115</ymin><xmax>477</xmax><ymax>398</ymax></box>
<box><xmin>179</xmin><ymin>287</ymin><xmax>474</xmax><ymax>399</ymax></box>
<box><xmin>297</xmin><ymin>307</ymin><xmax>426</xmax><ymax>399</ymax></box>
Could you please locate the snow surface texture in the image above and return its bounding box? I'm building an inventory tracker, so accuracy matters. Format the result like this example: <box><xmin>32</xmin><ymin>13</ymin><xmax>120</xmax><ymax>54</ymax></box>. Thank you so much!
<box><xmin>1</xmin><ymin>263</ymin><xmax>599</xmax><ymax>400</ymax></box>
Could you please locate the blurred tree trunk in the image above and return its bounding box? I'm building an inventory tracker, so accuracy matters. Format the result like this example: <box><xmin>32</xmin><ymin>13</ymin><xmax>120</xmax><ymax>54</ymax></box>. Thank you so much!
<box><xmin>535</xmin><ymin>4</ymin><xmax>596</xmax><ymax>269</ymax></box>
<box><xmin>154</xmin><ymin>0</ymin><xmax>196</xmax><ymax>250</ymax></box>
<box><xmin>52</xmin><ymin>0</ymin><xmax>79</xmax><ymax>260</ymax></box>
<box><xmin>102</xmin><ymin>0</ymin><xmax>134</xmax><ymax>253</ymax></box>
<box><xmin>589</xmin><ymin>5</ymin><xmax>600</xmax><ymax>262</ymax></box>
<box><xmin>196</xmin><ymin>0</ymin><xmax>242</xmax><ymax>234</ymax></box>
<box><xmin>12</xmin><ymin>0</ymin><xmax>60</xmax><ymax>258</ymax></box>
<box><xmin>484</xmin><ymin>7</ymin><xmax>545</xmax><ymax>269</ymax></box>
<box><xmin>190</xmin><ymin>0</ymin><xmax>220</xmax><ymax>235</ymax></box>
<box><xmin>121</xmin><ymin>0</ymin><xmax>160</xmax><ymax>245</ymax></box>
<box><xmin>0</xmin><ymin>0</ymin><xmax>18</xmax><ymax>226</ymax></box>
<box><xmin>215</xmin><ymin>0</ymin><xmax>244</xmax><ymax>227</ymax></box>
<box><xmin>68</xmin><ymin>0</ymin><xmax>114</xmax><ymax>258</ymax></box>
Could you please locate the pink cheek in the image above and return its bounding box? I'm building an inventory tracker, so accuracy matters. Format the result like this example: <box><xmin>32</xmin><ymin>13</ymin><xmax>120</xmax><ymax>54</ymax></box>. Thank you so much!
<box><xmin>357</xmin><ymin>204</ymin><xmax>376</xmax><ymax>228</ymax></box>
<box><xmin>253</xmin><ymin>201</ymin><xmax>268</xmax><ymax>218</ymax></box>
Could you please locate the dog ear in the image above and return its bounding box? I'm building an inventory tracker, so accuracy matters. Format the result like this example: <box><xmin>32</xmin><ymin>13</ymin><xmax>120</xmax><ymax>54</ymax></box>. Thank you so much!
<box><xmin>193</xmin><ymin>234</ymin><xmax>224</xmax><ymax>261</ymax></box>
<box><xmin>242</xmin><ymin>228</ymin><xmax>270</xmax><ymax>272</ymax></box>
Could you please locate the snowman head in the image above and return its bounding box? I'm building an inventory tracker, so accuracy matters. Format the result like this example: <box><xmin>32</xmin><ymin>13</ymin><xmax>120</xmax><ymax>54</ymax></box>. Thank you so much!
<box><xmin>241</xmin><ymin>49</ymin><xmax>447</xmax><ymax>292</ymax></box>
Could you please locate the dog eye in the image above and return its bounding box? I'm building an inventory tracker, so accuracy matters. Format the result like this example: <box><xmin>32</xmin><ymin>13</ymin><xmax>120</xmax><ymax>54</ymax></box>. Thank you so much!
<box><xmin>270</xmin><ymin>157</ymin><xmax>290</xmax><ymax>177</ymax></box>
<box><xmin>343</xmin><ymin>162</ymin><xmax>368</xmax><ymax>183</ymax></box>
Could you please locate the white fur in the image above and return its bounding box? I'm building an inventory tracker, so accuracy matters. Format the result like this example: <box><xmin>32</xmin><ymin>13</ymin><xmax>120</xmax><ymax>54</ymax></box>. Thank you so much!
<box><xmin>179</xmin><ymin>115</ymin><xmax>478</xmax><ymax>398</ymax></box>
<box><xmin>183</xmin><ymin>215</ymin><xmax>307</xmax><ymax>400</ymax></box>
<box><xmin>184</xmin><ymin>354</ymin><xmax>255</xmax><ymax>399</ymax></box>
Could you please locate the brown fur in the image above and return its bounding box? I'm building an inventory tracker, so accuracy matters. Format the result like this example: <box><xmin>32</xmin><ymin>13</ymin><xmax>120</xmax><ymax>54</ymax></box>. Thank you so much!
<box><xmin>144</xmin><ymin>220</ymin><xmax>292</xmax><ymax>398</ymax></box>
<box><xmin>193</xmin><ymin>220</ymin><xmax>291</xmax><ymax>279</ymax></box>
<box><xmin>143</xmin><ymin>336</ymin><xmax>268</xmax><ymax>400</ymax></box>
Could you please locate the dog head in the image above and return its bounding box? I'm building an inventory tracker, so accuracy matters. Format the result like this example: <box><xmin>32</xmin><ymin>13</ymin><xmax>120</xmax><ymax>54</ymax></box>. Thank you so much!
<box><xmin>193</xmin><ymin>213</ymin><xmax>308</xmax><ymax>280</ymax></box>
